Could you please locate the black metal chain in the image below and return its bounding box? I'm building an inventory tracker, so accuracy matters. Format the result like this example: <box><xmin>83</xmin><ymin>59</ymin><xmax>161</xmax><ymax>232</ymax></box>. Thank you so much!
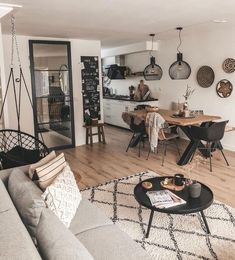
<box><xmin>0</xmin><ymin>16</ymin><xmax>44</xmax><ymax>142</ymax></box>
<box><xmin>177</xmin><ymin>28</ymin><xmax>182</xmax><ymax>53</ymax></box>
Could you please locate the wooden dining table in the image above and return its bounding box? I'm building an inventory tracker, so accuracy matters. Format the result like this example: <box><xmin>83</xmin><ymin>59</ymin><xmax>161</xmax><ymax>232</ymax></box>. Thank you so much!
<box><xmin>126</xmin><ymin>109</ymin><xmax>221</xmax><ymax>165</ymax></box>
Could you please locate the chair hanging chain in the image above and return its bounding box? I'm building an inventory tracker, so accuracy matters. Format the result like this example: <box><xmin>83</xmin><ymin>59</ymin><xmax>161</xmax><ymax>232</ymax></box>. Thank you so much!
<box><xmin>0</xmin><ymin>16</ymin><xmax>45</xmax><ymax>143</ymax></box>
<box><xmin>10</xmin><ymin>15</ymin><xmax>21</xmax><ymax>68</ymax></box>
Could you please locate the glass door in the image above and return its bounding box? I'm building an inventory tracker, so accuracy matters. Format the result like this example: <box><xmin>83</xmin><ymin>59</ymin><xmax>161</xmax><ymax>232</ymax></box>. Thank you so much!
<box><xmin>29</xmin><ymin>40</ymin><xmax>75</xmax><ymax>150</ymax></box>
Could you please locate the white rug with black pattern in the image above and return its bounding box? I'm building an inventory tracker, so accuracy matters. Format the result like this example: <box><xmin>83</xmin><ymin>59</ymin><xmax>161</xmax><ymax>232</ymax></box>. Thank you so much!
<box><xmin>81</xmin><ymin>171</ymin><xmax>235</xmax><ymax>260</ymax></box>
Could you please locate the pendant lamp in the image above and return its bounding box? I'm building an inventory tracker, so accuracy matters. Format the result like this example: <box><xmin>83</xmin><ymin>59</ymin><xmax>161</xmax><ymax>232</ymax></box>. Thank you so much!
<box><xmin>169</xmin><ymin>27</ymin><xmax>191</xmax><ymax>80</ymax></box>
<box><xmin>143</xmin><ymin>34</ymin><xmax>163</xmax><ymax>81</ymax></box>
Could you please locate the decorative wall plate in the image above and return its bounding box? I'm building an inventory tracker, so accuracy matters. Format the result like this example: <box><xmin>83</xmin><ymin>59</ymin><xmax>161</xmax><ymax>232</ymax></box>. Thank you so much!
<box><xmin>222</xmin><ymin>58</ymin><xmax>235</xmax><ymax>73</ymax></box>
<box><xmin>216</xmin><ymin>79</ymin><xmax>233</xmax><ymax>98</ymax></box>
<box><xmin>196</xmin><ymin>66</ymin><xmax>215</xmax><ymax>88</ymax></box>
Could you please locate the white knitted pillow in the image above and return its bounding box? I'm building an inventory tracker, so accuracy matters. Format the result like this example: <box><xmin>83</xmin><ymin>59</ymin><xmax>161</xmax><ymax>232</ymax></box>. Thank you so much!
<box><xmin>41</xmin><ymin>164</ymin><xmax>81</xmax><ymax>227</ymax></box>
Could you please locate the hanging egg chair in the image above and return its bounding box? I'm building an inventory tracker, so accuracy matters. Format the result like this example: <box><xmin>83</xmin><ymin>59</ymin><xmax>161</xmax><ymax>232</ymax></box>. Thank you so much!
<box><xmin>0</xmin><ymin>16</ymin><xmax>49</xmax><ymax>170</ymax></box>
<box><xmin>0</xmin><ymin>129</ymin><xmax>49</xmax><ymax>169</ymax></box>
<box><xmin>169</xmin><ymin>27</ymin><xmax>191</xmax><ymax>80</ymax></box>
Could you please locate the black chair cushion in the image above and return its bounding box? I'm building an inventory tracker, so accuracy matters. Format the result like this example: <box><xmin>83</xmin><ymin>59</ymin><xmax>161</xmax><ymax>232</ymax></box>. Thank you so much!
<box><xmin>0</xmin><ymin>146</ymin><xmax>41</xmax><ymax>169</ymax></box>
<box><xmin>130</xmin><ymin>117</ymin><xmax>146</xmax><ymax>134</ymax></box>
<box><xmin>190</xmin><ymin>120</ymin><xmax>228</xmax><ymax>142</ymax></box>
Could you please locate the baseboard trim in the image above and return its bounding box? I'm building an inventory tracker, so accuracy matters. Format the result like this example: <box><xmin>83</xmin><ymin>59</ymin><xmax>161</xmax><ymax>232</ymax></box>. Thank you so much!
<box><xmin>179</xmin><ymin>135</ymin><xmax>235</xmax><ymax>152</ymax></box>
<box><xmin>222</xmin><ymin>144</ymin><xmax>235</xmax><ymax>152</ymax></box>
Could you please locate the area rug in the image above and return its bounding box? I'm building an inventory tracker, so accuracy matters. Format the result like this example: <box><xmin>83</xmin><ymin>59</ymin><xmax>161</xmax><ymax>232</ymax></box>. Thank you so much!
<box><xmin>81</xmin><ymin>171</ymin><xmax>235</xmax><ymax>260</ymax></box>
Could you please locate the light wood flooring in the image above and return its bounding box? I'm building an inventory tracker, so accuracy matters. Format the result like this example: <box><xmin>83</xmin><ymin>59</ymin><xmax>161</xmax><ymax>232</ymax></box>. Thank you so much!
<box><xmin>62</xmin><ymin>125</ymin><xmax>235</xmax><ymax>208</ymax></box>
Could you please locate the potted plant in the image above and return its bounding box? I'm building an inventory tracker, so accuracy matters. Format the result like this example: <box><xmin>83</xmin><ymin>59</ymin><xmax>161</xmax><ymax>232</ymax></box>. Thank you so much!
<box><xmin>84</xmin><ymin>112</ymin><xmax>92</xmax><ymax>126</ymax></box>
<box><xmin>182</xmin><ymin>85</ymin><xmax>195</xmax><ymax>115</ymax></box>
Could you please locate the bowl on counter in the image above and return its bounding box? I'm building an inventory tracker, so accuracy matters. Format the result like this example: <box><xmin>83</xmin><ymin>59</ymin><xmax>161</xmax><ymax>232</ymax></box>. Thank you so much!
<box><xmin>136</xmin><ymin>104</ymin><xmax>151</xmax><ymax>110</ymax></box>
<box><xmin>145</xmin><ymin>106</ymin><xmax>159</xmax><ymax>112</ymax></box>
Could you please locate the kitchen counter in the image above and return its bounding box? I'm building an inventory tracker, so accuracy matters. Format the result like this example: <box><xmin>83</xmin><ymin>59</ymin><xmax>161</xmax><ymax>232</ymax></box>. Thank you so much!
<box><xmin>103</xmin><ymin>96</ymin><xmax>159</xmax><ymax>128</ymax></box>
<box><xmin>103</xmin><ymin>95</ymin><xmax>158</xmax><ymax>102</ymax></box>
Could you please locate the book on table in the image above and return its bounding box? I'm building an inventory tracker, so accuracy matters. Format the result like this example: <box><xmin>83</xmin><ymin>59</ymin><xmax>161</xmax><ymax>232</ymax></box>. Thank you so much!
<box><xmin>146</xmin><ymin>190</ymin><xmax>186</xmax><ymax>208</ymax></box>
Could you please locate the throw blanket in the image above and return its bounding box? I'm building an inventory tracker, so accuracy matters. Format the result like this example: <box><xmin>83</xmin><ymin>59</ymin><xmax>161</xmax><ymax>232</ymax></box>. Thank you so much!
<box><xmin>146</xmin><ymin>112</ymin><xmax>165</xmax><ymax>151</ymax></box>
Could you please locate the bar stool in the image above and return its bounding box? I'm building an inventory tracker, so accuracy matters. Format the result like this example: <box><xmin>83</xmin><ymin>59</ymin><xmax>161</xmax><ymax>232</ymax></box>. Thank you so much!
<box><xmin>83</xmin><ymin>123</ymin><xmax>106</xmax><ymax>146</ymax></box>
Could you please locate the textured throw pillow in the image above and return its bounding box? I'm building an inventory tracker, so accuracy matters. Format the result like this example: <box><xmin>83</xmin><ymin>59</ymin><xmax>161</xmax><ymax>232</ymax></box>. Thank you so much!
<box><xmin>29</xmin><ymin>151</ymin><xmax>57</xmax><ymax>180</ymax></box>
<box><xmin>36</xmin><ymin>208</ymin><xmax>93</xmax><ymax>260</ymax></box>
<box><xmin>41</xmin><ymin>165</ymin><xmax>82</xmax><ymax>227</ymax></box>
<box><xmin>35</xmin><ymin>153</ymin><xmax>66</xmax><ymax>190</ymax></box>
<box><xmin>8</xmin><ymin>169</ymin><xmax>46</xmax><ymax>239</ymax></box>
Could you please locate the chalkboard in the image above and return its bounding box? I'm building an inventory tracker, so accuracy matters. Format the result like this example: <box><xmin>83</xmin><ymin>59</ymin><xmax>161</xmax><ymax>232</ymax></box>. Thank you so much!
<box><xmin>81</xmin><ymin>56</ymin><xmax>101</xmax><ymax>121</ymax></box>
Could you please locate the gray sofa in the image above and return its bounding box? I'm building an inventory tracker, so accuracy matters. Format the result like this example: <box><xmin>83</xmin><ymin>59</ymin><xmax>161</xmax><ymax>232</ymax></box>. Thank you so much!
<box><xmin>0</xmin><ymin>166</ymin><xmax>153</xmax><ymax>260</ymax></box>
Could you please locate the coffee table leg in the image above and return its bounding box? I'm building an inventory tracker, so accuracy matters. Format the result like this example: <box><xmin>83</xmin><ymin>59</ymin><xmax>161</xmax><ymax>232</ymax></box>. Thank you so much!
<box><xmin>200</xmin><ymin>211</ymin><xmax>210</xmax><ymax>234</ymax></box>
<box><xmin>146</xmin><ymin>210</ymin><xmax>154</xmax><ymax>238</ymax></box>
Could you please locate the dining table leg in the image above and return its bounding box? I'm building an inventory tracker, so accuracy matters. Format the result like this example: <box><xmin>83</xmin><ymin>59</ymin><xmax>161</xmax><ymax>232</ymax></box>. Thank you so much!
<box><xmin>177</xmin><ymin>125</ymin><xmax>211</xmax><ymax>166</ymax></box>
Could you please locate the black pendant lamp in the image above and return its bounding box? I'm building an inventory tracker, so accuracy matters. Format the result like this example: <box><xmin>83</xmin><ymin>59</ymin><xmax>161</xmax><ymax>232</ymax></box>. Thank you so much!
<box><xmin>143</xmin><ymin>34</ymin><xmax>163</xmax><ymax>81</ymax></box>
<box><xmin>169</xmin><ymin>27</ymin><xmax>191</xmax><ymax>80</ymax></box>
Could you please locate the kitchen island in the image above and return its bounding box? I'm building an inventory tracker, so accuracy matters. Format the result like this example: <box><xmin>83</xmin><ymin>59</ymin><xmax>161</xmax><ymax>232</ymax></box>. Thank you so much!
<box><xmin>103</xmin><ymin>95</ymin><xmax>158</xmax><ymax>128</ymax></box>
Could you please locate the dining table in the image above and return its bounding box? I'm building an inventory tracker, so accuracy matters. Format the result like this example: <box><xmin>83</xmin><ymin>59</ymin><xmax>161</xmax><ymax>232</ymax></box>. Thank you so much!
<box><xmin>125</xmin><ymin>109</ymin><xmax>221</xmax><ymax>165</ymax></box>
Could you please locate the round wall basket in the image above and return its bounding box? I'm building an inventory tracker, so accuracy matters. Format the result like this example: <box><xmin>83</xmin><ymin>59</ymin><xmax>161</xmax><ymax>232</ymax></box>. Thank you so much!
<box><xmin>216</xmin><ymin>79</ymin><xmax>233</xmax><ymax>98</ymax></box>
<box><xmin>196</xmin><ymin>66</ymin><xmax>215</xmax><ymax>88</ymax></box>
<box><xmin>222</xmin><ymin>58</ymin><xmax>235</xmax><ymax>73</ymax></box>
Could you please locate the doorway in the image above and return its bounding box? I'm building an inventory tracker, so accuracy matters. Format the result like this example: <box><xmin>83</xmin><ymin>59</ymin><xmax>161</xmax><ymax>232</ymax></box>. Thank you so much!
<box><xmin>29</xmin><ymin>40</ymin><xmax>75</xmax><ymax>150</ymax></box>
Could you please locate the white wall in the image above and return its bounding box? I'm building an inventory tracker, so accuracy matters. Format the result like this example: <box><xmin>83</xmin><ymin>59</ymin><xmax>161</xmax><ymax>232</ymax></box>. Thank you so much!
<box><xmin>1</xmin><ymin>35</ymin><xmax>102</xmax><ymax>146</ymax></box>
<box><xmin>0</xmin><ymin>23</ymin><xmax>8</xmax><ymax>127</ymax></box>
<box><xmin>104</xmin><ymin>27</ymin><xmax>235</xmax><ymax>151</ymax></box>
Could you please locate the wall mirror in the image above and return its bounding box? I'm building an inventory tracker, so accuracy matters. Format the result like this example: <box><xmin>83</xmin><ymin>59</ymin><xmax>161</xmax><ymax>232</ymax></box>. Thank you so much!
<box><xmin>29</xmin><ymin>40</ymin><xmax>75</xmax><ymax>150</ymax></box>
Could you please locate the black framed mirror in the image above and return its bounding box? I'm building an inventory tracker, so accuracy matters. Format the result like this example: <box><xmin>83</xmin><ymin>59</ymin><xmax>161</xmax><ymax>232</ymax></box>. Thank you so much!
<box><xmin>29</xmin><ymin>40</ymin><xmax>75</xmax><ymax>150</ymax></box>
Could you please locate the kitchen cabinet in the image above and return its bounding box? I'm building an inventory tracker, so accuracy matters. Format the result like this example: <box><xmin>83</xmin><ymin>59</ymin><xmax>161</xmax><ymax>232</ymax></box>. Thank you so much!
<box><xmin>103</xmin><ymin>98</ymin><xmax>159</xmax><ymax>129</ymax></box>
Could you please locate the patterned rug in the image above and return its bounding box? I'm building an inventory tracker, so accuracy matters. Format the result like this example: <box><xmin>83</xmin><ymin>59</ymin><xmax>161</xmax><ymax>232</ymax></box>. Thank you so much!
<box><xmin>81</xmin><ymin>171</ymin><xmax>235</xmax><ymax>260</ymax></box>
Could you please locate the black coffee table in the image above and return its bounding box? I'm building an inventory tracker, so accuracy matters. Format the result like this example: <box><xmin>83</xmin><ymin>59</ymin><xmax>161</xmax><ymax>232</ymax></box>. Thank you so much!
<box><xmin>134</xmin><ymin>176</ymin><xmax>213</xmax><ymax>238</ymax></box>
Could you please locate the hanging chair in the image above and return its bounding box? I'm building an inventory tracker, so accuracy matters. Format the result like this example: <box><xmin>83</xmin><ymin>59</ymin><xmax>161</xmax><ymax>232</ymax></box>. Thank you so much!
<box><xmin>0</xmin><ymin>129</ymin><xmax>49</xmax><ymax>169</ymax></box>
<box><xmin>0</xmin><ymin>16</ymin><xmax>49</xmax><ymax>170</ymax></box>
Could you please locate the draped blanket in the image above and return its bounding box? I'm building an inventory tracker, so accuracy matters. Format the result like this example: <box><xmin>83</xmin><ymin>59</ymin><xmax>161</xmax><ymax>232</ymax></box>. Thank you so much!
<box><xmin>145</xmin><ymin>112</ymin><xmax>165</xmax><ymax>151</ymax></box>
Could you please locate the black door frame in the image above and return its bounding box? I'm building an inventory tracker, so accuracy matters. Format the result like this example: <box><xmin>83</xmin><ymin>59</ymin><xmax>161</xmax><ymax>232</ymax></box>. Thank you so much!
<box><xmin>29</xmin><ymin>40</ymin><xmax>75</xmax><ymax>150</ymax></box>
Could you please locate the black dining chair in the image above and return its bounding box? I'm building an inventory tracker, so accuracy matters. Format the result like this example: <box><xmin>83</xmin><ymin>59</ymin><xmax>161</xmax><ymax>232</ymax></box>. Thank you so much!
<box><xmin>126</xmin><ymin>116</ymin><xmax>148</xmax><ymax>157</ymax></box>
<box><xmin>190</xmin><ymin>120</ymin><xmax>229</xmax><ymax>172</ymax></box>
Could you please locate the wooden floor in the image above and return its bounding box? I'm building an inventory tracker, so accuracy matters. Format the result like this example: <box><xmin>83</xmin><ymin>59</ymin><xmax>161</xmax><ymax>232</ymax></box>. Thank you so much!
<box><xmin>62</xmin><ymin>125</ymin><xmax>235</xmax><ymax>208</ymax></box>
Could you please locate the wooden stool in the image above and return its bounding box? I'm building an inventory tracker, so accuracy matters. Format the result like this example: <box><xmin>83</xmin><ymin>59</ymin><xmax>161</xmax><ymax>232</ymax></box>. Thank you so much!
<box><xmin>83</xmin><ymin>123</ymin><xmax>106</xmax><ymax>146</ymax></box>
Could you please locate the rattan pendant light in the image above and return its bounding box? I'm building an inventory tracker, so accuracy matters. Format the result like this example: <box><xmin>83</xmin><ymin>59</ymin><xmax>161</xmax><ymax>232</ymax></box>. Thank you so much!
<box><xmin>143</xmin><ymin>34</ymin><xmax>163</xmax><ymax>81</ymax></box>
<box><xmin>169</xmin><ymin>27</ymin><xmax>191</xmax><ymax>80</ymax></box>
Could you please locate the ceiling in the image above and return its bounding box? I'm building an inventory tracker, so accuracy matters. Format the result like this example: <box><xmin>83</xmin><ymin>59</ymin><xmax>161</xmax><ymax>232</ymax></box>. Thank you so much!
<box><xmin>0</xmin><ymin>0</ymin><xmax>234</xmax><ymax>48</ymax></box>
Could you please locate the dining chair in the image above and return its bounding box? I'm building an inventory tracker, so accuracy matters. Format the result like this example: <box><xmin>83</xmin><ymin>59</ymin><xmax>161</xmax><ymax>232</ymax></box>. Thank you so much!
<box><xmin>190</xmin><ymin>120</ymin><xmax>229</xmax><ymax>172</ymax></box>
<box><xmin>126</xmin><ymin>116</ymin><xmax>148</xmax><ymax>157</ymax></box>
<box><xmin>146</xmin><ymin>123</ymin><xmax>181</xmax><ymax>166</ymax></box>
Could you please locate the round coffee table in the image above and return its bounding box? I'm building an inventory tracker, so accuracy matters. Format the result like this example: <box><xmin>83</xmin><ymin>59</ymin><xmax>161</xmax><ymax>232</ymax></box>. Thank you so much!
<box><xmin>134</xmin><ymin>176</ymin><xmax>213</xmax><ymax>238</ymax></box>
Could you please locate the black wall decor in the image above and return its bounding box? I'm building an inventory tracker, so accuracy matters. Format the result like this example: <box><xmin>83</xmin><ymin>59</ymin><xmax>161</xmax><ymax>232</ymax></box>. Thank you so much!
<box><xmin>216</xmin><ymin>79</ymin><xmax>233</xmax><ymax>98</ymax></box>
<box><xmin>81</xmin><ymin>56</ymin><xmax>101</xmax><ymax>121</ymax></box>
<box><xmin>197</xmin><ymin>66</ymin><xmax>215</xmax><ymax>88</ymax></box>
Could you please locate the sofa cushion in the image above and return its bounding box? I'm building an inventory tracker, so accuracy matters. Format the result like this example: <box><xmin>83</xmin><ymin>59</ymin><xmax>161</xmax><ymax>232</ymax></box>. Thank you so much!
<box><xmin>8</xmin><ymin>169</ymin><xmax>46</xmax><ymax>238</ymax></box>
<box><xmin>36</xmin><ymin>208</ymin><xmax>93</xmax><ymax>260</ymax></box>
<box><xmin>36</xmin><ymin>152</ymin><xmax>66</xmax><ymax>190</ymax></box>
<box><xmin>69</xmin><ymin>198</ymin><xmax>112</xmax><ymax>235</ymax></box>
<box><xmin>0</xmin><ymin>180</ymin><xmax>14</xmax><ymax>212</ymax></box>
<box><xmin>77</xmin><ymin>225</ymin><xmax>153</xmax><ymax>260</ymax></box>
<box><xmin>42</xmin><ymin>164</ymin><xmax>81</xmax><ymax>227</ymax></box>
<box><xmin>0</xmin><ymin>180</ymin><xmax>42</xmax><ymax>260</ymax></box>
<box><xmin>29</xmin><ymin>151</ymin><xmax>56</xmax><ymax>180</ymax></box>
<box><xmin>0</xmin><ymin>165</ymin><xmax>29</xmax><ymax>186</ymax></box>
